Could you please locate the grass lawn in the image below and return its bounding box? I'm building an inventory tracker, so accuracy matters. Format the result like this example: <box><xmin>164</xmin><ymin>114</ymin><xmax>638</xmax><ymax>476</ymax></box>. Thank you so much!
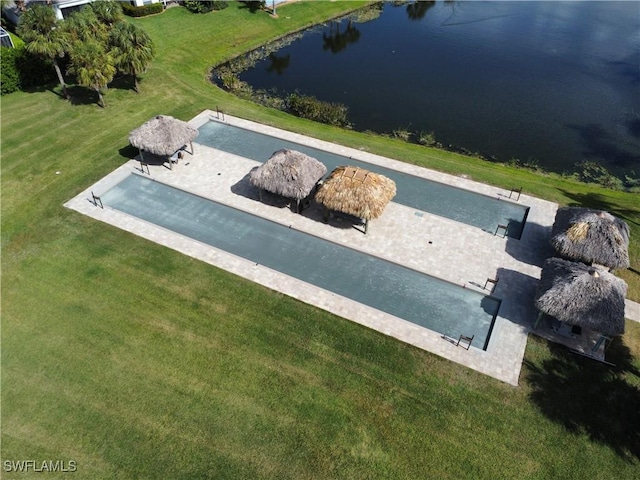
<box><xmin>2</xmin><ymin>2</ymin><xmax>639</xmax><ymax>478</ymax></box>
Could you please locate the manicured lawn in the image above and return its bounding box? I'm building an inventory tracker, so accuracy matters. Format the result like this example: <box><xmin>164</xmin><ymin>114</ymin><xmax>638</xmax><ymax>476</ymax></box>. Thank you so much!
<box><xmin>2</xmin><ymin>2</ymin><xmax>639</xmax><ymax>478</ymax></box>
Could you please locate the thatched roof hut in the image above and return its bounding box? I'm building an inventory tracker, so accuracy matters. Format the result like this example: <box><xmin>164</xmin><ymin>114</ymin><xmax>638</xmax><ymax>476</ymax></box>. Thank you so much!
<box><xmin>535</xmin><ymin>257</ymin><xmax>627</xmax><ymax>336</ymax></box>
<box><xmin>129</xmin><ymin>115</ymin><xmax>198</xmax><ymax>169</ymax></box>
<box><xmin>315</xmin><ymin>166</ymin><xmax>396</xmax><ymax>233</ymax></box>
<box><xmin>550</xmin><ymin>207</ymin><xmax>630</xmax><ymax>269</ymax></box>
<box><xmin>249</xmin><ymin>149</ymin><xmax>327</xmax><ymax>211</ymax></box>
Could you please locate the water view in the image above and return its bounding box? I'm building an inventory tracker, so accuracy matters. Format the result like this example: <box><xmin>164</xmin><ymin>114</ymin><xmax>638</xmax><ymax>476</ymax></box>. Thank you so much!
<box><xmin>231</xmin><ymin>1</ymin><xmax>640</xmax><ymax>177</ymax></box>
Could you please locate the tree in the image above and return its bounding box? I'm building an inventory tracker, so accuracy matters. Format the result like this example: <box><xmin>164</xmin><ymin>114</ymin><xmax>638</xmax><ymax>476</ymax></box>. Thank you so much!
<box><xmin>109</xmin><ymin>21</ymin><xmax>155</xmax><ymax>92</ymax></box>
<box><xmin>17</xmin><ymin>3</ymin><xmax>70</xmax><ymax>99</ymax></box>
<box><xmin>87</xmin><ymin>0</ymin><xmax>124</xmax><ymax>27</ymax></box>
<box><xmin>67</xmin><ymin>39</ymin><xmax>116</xmax><ymax>107</ymax></box>
<box><xmin>63</xmin><ymin>7</ymin><xmax>108</xmax><ymax>44</ymax></box>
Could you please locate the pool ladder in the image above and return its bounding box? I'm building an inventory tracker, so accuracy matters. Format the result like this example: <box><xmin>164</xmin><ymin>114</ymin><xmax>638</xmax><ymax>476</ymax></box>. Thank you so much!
<box><xmin>456</xmin><ymin>334</ymin><xmax>474</xmax><ymax>350</ymax></box>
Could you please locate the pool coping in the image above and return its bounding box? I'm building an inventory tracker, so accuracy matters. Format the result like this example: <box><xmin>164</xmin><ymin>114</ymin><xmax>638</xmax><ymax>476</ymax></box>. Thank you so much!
<box><xmin>65</xmin><ymin>110</ymin><xmax>566</xmax><ymax>386</ymax></box>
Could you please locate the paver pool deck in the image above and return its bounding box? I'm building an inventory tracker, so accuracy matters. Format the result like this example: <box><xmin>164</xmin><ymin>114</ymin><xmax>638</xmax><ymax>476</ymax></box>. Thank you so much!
<box><xmin>65</xmin><ymin>110</ymin><xmax>638</xmax><ymax>385</ymax></box>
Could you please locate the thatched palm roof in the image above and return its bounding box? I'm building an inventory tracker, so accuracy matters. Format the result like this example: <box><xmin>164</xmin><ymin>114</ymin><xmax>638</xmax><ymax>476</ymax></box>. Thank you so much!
<box><xmin>535</xmin><ymin>257</ymin><xmax>627</xmax><ymax>336</ymax></box>
<box><xmin>129</xmin><ymin>115</ymin><xmax>198</xmax><ymax>156</ymax></box>
<box><xmin>551</xmin><ymin>207</ymin><xmax>630</xmax><ymax>269</ymax></box>
<box><xmin>249</xmin><ymin>149</ymin><xmax>327</xmax><ymax>200</ymax></box>
<box><xmin>315</xmin><ymin>166</ymin><xmax>396</xmax><ymax>220</ymax></box>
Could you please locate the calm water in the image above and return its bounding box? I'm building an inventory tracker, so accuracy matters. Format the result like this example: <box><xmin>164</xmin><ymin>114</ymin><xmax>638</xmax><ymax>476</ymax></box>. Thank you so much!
<box><xmin>236</xmin><ymin>1</ymin><xmax>640</xmax><ymax>176</ymax></box>
<box><xmin>102</xmin><ymin>173</ymin><xmax>500</xmax><ymax>349</ymax></box>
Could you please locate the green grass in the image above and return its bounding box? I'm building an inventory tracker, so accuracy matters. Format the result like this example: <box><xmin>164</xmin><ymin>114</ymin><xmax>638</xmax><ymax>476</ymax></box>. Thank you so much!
<box><xmin>2</xmin><ymin>3</ymin><xmax>639</xmax><ymax>478</ymax></box>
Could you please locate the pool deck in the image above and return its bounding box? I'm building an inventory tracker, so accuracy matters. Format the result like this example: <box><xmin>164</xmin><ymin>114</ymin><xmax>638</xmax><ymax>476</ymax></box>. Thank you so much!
<box><xmin>65</xmin><ymin>110</ymin><xmax>639</xmax><ymax>385</ymax></box>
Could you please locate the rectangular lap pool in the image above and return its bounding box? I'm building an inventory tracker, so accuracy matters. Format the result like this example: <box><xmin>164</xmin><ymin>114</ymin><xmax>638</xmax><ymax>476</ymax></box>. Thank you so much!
<box><xmin>101</xmin><ymin>173</ymin><xmax>500</xmax><ymax>349</ymax></box>
<box><xmin>197</xmin><ymin>120</ymin><xmax>530</xmax><ymax>239</ymax></box>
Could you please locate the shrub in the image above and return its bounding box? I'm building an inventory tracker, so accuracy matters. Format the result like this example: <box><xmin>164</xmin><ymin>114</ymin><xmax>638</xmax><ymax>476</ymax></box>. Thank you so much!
<box><xmin>240</xmin><ymin>1</ymin><xmax>266</xmax><ymax>12</ymax></box>
<box><xmin>575</xmin><ymin>160</ymin><xmax>623</xmax><ymax>189</ymax></box>
<box><xmin>1</xmin><ymin>46</ymin><xmax>56</xmax><ymax>94</ymax></box>
<box><xmin>219</xmin><ymin>73</ymin><xmax>253</xmax><ymax>97</ymax></box>
<box><xmin>121</xmin><ymin>2</ymin><xmax>163</xmax><ymax>17</ymax></box>
<box><xmin>417</xmin><ymin>130</ymin><xmax>437</xmax><ymax>146</ymax></box>
<box><xmin>392</xmin><ymin>129</ymin><xmax>412</xmax><ymax>142</ymax></box>
<box><xmin>183</xmin><ymin>1</ymin><xmax>229</xmax><ymax>14</ymax></box>
<box><xmin>1</xmin><ymin>47</ymin><xmax>21</xmax><ymax>94</ymax></box>
<box><xmin>287</xmin><ymin>93</ymin><xmax>349</xmax><ymax>127</ymax></box>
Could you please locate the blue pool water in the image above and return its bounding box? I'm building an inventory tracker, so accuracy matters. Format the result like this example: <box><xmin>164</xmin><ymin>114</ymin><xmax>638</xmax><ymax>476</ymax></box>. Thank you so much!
<box><xmin>101</xmin><ymin>173</ymin><xmax>500</xmax><ymax>349</ymax></box>
<box><xmin>197</xmin><ymin>120</ymin><xmax>529</xmax><ymax>238</ymax></box>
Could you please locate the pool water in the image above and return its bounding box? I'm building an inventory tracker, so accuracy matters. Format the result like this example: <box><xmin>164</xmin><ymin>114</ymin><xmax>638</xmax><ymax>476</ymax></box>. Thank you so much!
<box><xmin>197</xmin><ymin>120</ymin><xmax>529</xmax><ymax>238</ymax></box>
<box><xmin>101</xmin><ymin>173</ymin><xmax>500</xmax><ymax>349</ymax></box>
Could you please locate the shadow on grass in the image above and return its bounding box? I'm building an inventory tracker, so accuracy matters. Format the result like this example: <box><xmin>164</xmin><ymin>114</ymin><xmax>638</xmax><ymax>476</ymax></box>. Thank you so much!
<box><xmin>118</xmin><ymin>144</ymin><xmax>140</xmax><ymax>162</ymax></box>
<box><xmin>238</xmin><ymin>1</ymin><xmax>264</xmax><ymax>13</ymax></box>
<box><xmin>66</xmin><ymin>85</ymin><xmax>99</xmax><ymax>107</ymax></box>
<box><xmin>108</xmin><ymin>74</ymin><xmax>137</xmax><ymax>93</ymax></box>
<box><xmin>558</xmin><ymin>189</ymin><xmax>640</xmax><ymax>228</ymax></box>
<box><xmin>20</xmin><ymin>84</ymin><xmax>60</xmax><ymax>96</ymax></box>
<box><xmin>524</xmin><ymin>339</ymin><xmax>640</xmax><ymax>461</ymax></box>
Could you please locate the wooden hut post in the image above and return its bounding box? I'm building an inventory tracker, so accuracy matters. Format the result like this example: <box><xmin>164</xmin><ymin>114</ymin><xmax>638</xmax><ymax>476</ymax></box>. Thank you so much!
<box><xmin>323</xmin><ymin>207</ymin><xmax>330</xmax><ymax>224</ymax></box>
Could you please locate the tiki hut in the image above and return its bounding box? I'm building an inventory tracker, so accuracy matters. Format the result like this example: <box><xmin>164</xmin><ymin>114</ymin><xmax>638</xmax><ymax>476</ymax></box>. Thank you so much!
<box><xmin>249</xmin><ymin>149</ymin><xmax>327</xmax><ymax>213</ymax></box>
<box><xmin>535</xmin><ymin>257</ymin><xmax>627</xmax><ymax>338</ymax></box>
<box><xmin>550</xmin><ymin>207</ymin><xmax>630</xmax><ymax>270</ymax></box>
<box><xmin>315</xmin><ymin>166</ymin><xmax>396</xmax><ymax>234</ymax></box>
<box><xmin>129</xmin><ymin>115</ymin><xmax>198</xmax><ymax>170</ymax></box>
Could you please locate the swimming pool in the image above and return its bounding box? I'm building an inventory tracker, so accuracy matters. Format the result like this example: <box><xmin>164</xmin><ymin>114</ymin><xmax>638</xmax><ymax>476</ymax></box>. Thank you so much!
<box><xmin>101</xmin><ymin>173</ymin><xmax>500</xmax><ymax>349</ymax></box>
<box><xmin>197</xmin><ymin>120</ymin><xmax>529</xmax><ymax>239</ymax></box>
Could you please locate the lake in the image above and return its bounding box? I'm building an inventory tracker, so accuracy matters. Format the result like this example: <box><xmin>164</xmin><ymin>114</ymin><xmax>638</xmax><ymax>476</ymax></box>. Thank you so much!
<box><xmin>233</xmin><ymin>1</ymin><xmax>639</xmax><ymax>177</ymax></box>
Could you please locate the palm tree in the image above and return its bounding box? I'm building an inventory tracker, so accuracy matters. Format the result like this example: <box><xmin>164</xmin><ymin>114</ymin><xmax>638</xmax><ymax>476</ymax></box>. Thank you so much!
<box><xmin>88</xmin><ymin>0</ymin><xmax>124</xmax><ymax>27</ymax></box>
<box><xmin>109</xmin><ymin>21</ymin><xmax>155</xmax><ymax>92</ymax></box>
<box><xmin>16</xmin><ymin>3</ymin><xmax>70</xmax><ymax>99</ymax></box>
<box><xmin>67</xmin><ymin>39</ymin><xmax>116</xmax><ymax>107</ymax></box>
<box><xmin>63</xmin><ymin>7</ymin><xmax>108</xmax><ymax>44</ymax></box>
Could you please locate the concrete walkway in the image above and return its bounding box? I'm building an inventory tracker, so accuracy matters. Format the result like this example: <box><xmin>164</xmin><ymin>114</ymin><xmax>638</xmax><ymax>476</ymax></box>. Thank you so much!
<box><xmin>65</xmin><ymin>110</ymin><xmax>638</xmax><ymax>385</ymax></box>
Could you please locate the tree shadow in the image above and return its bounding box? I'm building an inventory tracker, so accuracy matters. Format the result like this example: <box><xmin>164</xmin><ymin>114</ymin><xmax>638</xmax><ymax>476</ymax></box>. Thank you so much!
<box><xmin>108</xmin><ymin>74</ymin><xmax>137</xmax><ymax>92</ymax></box>
<box><xmin>505</xmin><ymin>221</ymin><xmax>554</xmax><ymax>267</ymax></box>
<box><xmin>567</xmin><ymin>123</ymin><xmax>640</xmax><ymax>170</ymax></box>
<box><xmin>66</xmin><ymin>85</ymin><xmax>99</xmax><ymax>106</ymax></box>
<box><xmin>557</xmin><ymin>189</ymin><xmax>640</xmax><ymax>228</ymax></box>
<box><xmin>238</xmin><ymin>1</ymin><xmax>264</xmax><ymax>13</ymax></box>
<box><xmin>524</xmin><ymin>338</ymin><xmax>640</xmax><ymax>461</ymax></box>
<box><xmin>20</xmin><ymin>84</ymin><xmax>61</xmax><ymax>96</ymax></box>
